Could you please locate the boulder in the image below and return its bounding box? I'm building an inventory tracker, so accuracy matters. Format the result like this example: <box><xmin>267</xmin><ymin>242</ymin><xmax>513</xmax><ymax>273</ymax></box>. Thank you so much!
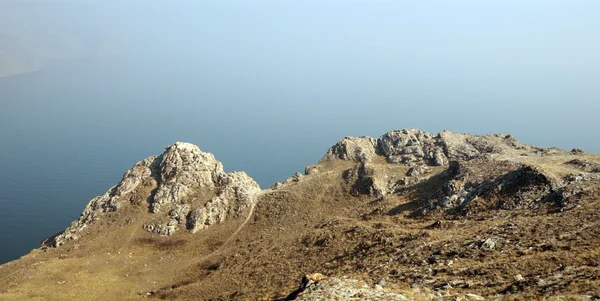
<box><xmin>407</xmin><ymin>164</ymin><xmax>427</xmax><ymax>177</ymax></box>
<box><xmin>283</xmin><ymin>172</ymin><xmax>304</xmax><ymax>184</ymax></box>
<box><xmin>304</xmin><ymin>165</ymin><xmax>319</xmax><ymax>175</ymax></box>
<box><xmin>322</xmin><ymin>136</ymin><xmax>377</xmax><ymax>163</ymax></box>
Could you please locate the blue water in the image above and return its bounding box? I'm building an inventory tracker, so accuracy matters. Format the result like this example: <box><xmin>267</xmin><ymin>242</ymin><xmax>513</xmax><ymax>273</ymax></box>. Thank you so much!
<box><xmin>1</xmin><ymin>56</ymin><xmax>598</xmax><ymax>264</ymax></box>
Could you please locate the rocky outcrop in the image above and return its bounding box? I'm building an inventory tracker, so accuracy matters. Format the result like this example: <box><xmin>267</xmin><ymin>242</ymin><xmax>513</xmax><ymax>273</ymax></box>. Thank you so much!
<box><xmin>322</xmin><ymin>129</ymin><xmax>449</xmax><ymax>166</ymax></box>
<box><xmin>439</xmin><ymin>131</ymin><xmax>533</xmax><ymax>160</ymax></box>
<box><xmin>323</xmin><ymin>129</ymin><xmax>537</xmax><ymax>167</ymax></box>
<box><xmin>282</xmin><ymin>275</ymin><xmax>489</xmax><ymax>301</ymax></box>
<box><xmin>288</xmin><ymin>276</ymin><xmax>410</xmax><ymax>300</ymax></box>
<box><xmin>283</xmin><ymin>172</ymin><xmax>304</xmax><ymax>184</ymax></box>
<box><xmin>281</xmin><ymin>273</ymin><xmax>325</xmax><ymax>300</ymax></box>
<box><xmin>186</xmin><ymin>171</ymin><xmax>260</xmax><ymax>233</ymax></box>
<box><xmin>322</xmin><ymin>136</ymin><xmax>377</xmax><ymax>163</ymax></box>
<box><xmin>44</xmin><ymin>142</ymin><xmax>260</xmax><ymax>247</ymax></box>
<box><xmin>149</xmin><ymin>142</ymin><xmax>224</xmax><ymax>213</ymax></box>
<box><xmin>410</xmin><ymin>161</ymin><xmax>567</xmax><ymax>217</ymax></box>
<box><xmin>376</xmin><ymin>129</ymin><xmax>448</xmax><ymax>165</ymax></box>
<box><xmin>43</xmin><ymin>156</ymin><xmax>161</xmax><ymax>246</ymax></box>
<box><xmin>564</xmin><ymin>159</ymin><xmax>600</xmax><ymax>173</ymax></box>
<box><xmin>343</xmin><ymin>163</ymin><xmax>387</xmax><ymax>196</ymax></box>
<box><xmin>406</xmin><ymin>164</ymin><xmax>428</xmax><ymax>177</ymax></box>
<box><xmin>304</xmin><ymin>164</ymin><xmax>319</xmax><ymax>176</ymax></box>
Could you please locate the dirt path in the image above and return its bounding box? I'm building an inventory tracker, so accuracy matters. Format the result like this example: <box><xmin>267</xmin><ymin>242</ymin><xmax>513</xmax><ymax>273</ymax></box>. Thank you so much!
<box><xmin>150</xmin><ymin>189</ymin><xmax>286</xmax><ymax>295</ymax></box>
<box><xmin>215</xmin><ymin>189</ymin><xmax>290</xmax><ymax>253</ymax></box>
<box><xmin>215</xmin><ymin>190</ymin><xmax>263</xmax><ymax>252</ymax></box>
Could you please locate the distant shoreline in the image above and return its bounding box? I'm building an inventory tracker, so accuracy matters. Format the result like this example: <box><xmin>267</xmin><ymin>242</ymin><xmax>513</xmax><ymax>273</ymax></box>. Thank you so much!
<box><xmin>0</xmin><ymin>68</ymin><xmax>39</xmax><ymax>79</ymax></box>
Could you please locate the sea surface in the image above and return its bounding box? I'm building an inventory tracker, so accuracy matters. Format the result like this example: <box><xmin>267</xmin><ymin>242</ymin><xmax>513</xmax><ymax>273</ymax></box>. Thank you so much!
<box><xmin>1</xmin><ymin>56</ymin><xmax>598</xmax><ymax>264</ymax></box>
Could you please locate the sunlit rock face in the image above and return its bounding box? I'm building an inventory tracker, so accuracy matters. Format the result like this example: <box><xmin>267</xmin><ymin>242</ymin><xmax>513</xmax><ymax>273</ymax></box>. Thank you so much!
<box><xmin>323</xmin><ymin>129</ymin><xmax>539</xmax><ymax>167</ymax></box>
<box><xmin>45</xmin><ymin>142</ymin><xmax>260</xmax><ymax>247</ymax></box>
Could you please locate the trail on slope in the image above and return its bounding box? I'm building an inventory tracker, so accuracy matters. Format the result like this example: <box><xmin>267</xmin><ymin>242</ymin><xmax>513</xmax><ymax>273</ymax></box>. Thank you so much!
<box><xmin>215</xmin><ymin>190</ymin><xmax>262</xmax><ymax>253</ymax></box>
<box><xmin>215</xmin><ymin>189</ymin><xmax>289</xmax><ymax>253</ymax></box>
<box><xmin>152</xmin><ymin>189</ymin><xmax>288</xmax><ymax>295</ymax></box>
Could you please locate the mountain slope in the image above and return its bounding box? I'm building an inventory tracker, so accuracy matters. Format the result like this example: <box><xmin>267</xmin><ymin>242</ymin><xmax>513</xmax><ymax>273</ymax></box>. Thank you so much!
<box><xmin>1</xmin><ymin>130</ymin><xmax>599</xmax><ymax>300</ymax></box>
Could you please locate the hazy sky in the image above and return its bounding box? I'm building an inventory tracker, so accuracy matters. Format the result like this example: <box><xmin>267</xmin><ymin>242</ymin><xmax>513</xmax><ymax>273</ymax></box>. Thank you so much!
<box><xmin>1</xmin><ymin>0</ymin><xmax>599</xmax><ymax>151</ymax></box>
<box><xmin>3</xmin><ymin>1</ymin><xmax>599</xmax><ymax>70</ymax></box>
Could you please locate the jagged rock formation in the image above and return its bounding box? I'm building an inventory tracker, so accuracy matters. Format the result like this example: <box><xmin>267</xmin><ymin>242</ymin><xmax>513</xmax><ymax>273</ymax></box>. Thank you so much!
<box><xmin>324</xmin><ymin>136</ymin><xmax>377</xmax><ymax>163</ymax></box>
<box><xmin>389</xmin><ymin>155</ymin><xmax>600</xmax><ymax>217</ymax></box>
<box><xmin>44</xmin><ymin>142</ymin><xmax>260</xmax><ymax>247</ymax></box>
<box><xmin>323</xmin><ymin>129</ymin><xmax>537</xmax><ymax>166</ymax></box>
<box><xmin>343</xmin><ymin>163</ymin><xmax>387</xmax><ymax>196</ymax></box>
<box><xmin>377</xmin><ymin>129</ymin><xmax>448</xmax><ymax>165</ymax></box>
<box><xmin>42</xmin><ymin>155</ymin><xmax>162</xmax><ymax>246</ymax></box>
<box><xmin>418</xmin><ymin>162</ymin><xmax>560</xmax><ymax>216</ymax></box>
<box><xmin>322</xmin><ymin>129</ymin><xmax>588</xmax><ymax>210</ymax></box>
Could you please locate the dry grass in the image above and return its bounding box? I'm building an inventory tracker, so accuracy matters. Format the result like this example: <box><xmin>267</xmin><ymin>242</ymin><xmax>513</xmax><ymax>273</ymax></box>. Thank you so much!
<box><xmin>1</xmin><ymin>154</ymin><xmax>600</xmax><ymax>300</ymax></box>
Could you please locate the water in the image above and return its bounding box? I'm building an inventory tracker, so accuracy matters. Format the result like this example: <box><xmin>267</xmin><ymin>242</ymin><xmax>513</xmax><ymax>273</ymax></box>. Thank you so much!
<box><xmin>1</xmin><ymin>56</ymin><xmax>599</xmax><ymax>264</ymax></box>
<box><xmin>0</xmin><ymin>57</ymin><xmax>340</xmax><ymax>264</ymax></box>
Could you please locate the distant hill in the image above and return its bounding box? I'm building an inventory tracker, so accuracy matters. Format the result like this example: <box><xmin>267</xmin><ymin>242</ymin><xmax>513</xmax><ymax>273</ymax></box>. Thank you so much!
<box><xmin>0</xmin><ymin>35</ymin><xmax>38</xmax><ymax>77</ymax></box>
<box><xmin>0</xmin><ymin>1</ymin><xmax>121</xmax><ymax>78</ymax></box>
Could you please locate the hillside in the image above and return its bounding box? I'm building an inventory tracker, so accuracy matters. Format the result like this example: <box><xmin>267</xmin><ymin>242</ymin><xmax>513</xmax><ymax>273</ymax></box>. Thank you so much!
<box><xmin>1</xmin><ymin>129</ymin><xmax>599</xmax><ymax>300</ymax></box>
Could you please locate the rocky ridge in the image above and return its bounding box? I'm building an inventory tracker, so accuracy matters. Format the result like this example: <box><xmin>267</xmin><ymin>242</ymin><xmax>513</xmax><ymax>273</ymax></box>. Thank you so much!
<box><xmin>45</xmin><ymin>142</ymin><xmax>260</xmax><ymax>247</ymax></box>
<box><xmin>324</xmin><ymin>129</ymin><xmax>599</xmax><ymax>216</ymax></box>
<box><xmin>323</xmin><ymin>129</ymin><xmax>535</xmax><ymax>166</ymax></box>
<box><xmin>2</xmin><ymin>129</ymin><xmax>599</xmax><ymax>301</ymax></box>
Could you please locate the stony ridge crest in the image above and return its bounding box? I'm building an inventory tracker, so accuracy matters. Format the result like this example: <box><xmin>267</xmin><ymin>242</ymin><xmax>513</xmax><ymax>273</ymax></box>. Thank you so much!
<box><xmin>45</xmin><ymin>142</ymin><xmax>260</xmax><ymax>247</ymax></box>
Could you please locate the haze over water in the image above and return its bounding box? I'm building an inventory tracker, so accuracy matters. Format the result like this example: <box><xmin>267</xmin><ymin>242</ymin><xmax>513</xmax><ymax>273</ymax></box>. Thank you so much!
<box><xmin>1</xmin><ymin>1</ymin><xmax>599</xmax><ymax>264</ymax></box>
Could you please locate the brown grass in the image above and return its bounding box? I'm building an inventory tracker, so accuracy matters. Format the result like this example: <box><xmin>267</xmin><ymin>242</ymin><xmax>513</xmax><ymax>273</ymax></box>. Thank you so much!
<box><xmin>1</xmin><ymin>155</ymin><xmax>600</xmax><ymax>300</ymax></box>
